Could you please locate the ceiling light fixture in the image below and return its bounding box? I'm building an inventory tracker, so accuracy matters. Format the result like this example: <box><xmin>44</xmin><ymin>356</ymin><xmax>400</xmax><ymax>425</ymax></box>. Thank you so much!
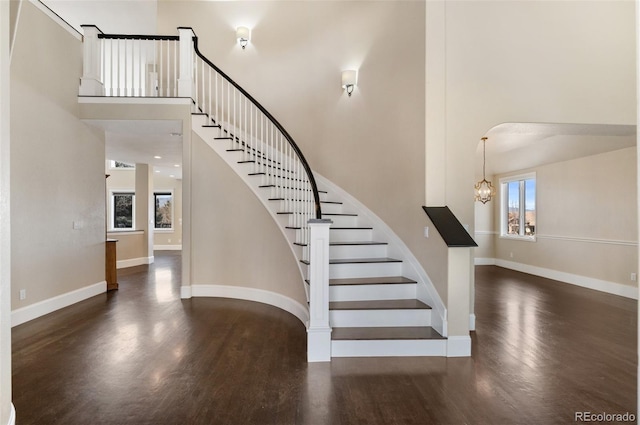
<box><xmin>474</xmin><ymin>137</ymin><xmax>495</xmax><ymax>204</ymax></box>
<box><xmin>154</xmin><ymin>155</ymin><xmax>162</xmax><ymax>159</ymax></box>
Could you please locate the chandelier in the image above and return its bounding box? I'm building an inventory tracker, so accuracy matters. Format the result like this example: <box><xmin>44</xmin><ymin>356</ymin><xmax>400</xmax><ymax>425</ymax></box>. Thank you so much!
<box><xmin>474</xmin><ymin>137</ymin><xmax>495</xmax><ymax>204</ymax></box>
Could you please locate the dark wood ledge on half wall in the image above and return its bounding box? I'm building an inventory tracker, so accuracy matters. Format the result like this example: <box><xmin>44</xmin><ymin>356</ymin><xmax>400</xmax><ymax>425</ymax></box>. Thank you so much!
<box><xmin>422</xmin><ymin>206</ymin><xmax>477</xmax><ymax>247</ymax></box>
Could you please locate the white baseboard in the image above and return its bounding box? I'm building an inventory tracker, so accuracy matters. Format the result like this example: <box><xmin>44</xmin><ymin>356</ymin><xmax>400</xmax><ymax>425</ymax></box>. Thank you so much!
<box><xmin>11</xmin><ymin>281</ymin><xmax>106</xmax><ymax>327</ymax></box>
<box><xmin>153</xmin><ymin>245</ymin><xmax>182</xmax><ymax>251</ymax></box>
<box><xmin>180</xmin><ymin>285</ymin><xmax>192</xmax><ymax>299</ymax></box>
<box><xmin>447</xmin><ymin>335</ymin><xmax>471</xmax><ymax>357</ymax></box>
<box><xmin>7</xmin><ymin>403</ymin><xmax>15</xmax><ymax>425</ymax></box>
<box><xmin>191</xmin><ymin>284</ymin><xmax>309</xmax><ymax>326</ymax></box>
<box><xmin>117</xmin><ymin>256</ymin><xmax>154</xmax><ymax>269</ymax></box>
<box><xmin>469</xmin><ymin>313</ymin><xmax>476</xmax><ymax>331</ymax></box>
<box><xmin>474</xmin><ymin>257</ymin><xmax>496</xmax><ymax>266</ymax></box>
<box><xmin>495</xmin><ymin>259</ymin><xmax>638</xmax><ymax>300</ymax></box>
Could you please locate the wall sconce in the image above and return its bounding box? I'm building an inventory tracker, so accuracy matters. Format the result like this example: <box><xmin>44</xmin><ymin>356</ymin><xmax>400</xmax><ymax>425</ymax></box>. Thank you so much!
<box><xmin>236</xmin><ymin>26</ymin><xmax>251</xmax><ymax>49</ymax></box>
<box><xmin>341</xmin><ymin>70</ymin><xmax>357</xmax><ymax>97</ymax></box>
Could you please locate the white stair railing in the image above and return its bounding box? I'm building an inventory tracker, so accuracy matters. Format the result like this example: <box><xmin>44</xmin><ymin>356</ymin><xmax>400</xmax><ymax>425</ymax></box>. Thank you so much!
<box><xmin>190</xmin><ymin>36</ymin><xmax>323</xmax><ymax>248</ymax></box>
<box><xmin>79</xmin><ymin>25</ymin><xmax>180</xmax><ymax>97</ymax></box>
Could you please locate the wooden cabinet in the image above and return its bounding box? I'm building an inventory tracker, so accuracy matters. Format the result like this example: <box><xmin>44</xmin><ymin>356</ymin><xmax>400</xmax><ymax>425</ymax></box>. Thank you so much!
<box><xmin>106</xmin><ymin>239</ymin><xmax>118</xmax><ymax>291</ymax></box>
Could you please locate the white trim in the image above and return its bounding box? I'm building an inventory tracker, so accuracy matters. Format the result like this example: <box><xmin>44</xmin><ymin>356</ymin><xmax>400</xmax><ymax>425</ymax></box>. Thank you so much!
<box><xmin>78</xmin><ymin>96</ymin><xmax>192</xmax><ymax>105</ymax></box>
<box><xmin>191</xmin><ymin>284</ymin><xmax>310</xmax><ymax>326</ymax></box>
<box><xmin>117</xmin><ymin>256</ymin><xmax>154</xmax><ymax>269</ymax></box>
<box><xmin>536</xmin><ymin>234</ymin><xmax>637</xmax><ymax>247</ymax></box>
<box><xmin>107</xmin><ymin>230</ymin><xmax>144</xmax><ymax>236</ymax></box>
<box><xmin>29</xmin><ymin>0</ymin><xmax>82</xmax><ymax>41</ymax></box>
<box><xmin>474</xmin><ymin>257</ymin><xmax>496</xmax><ymax>266</ymax></box>
<box><xmin>446</xmin><ymin>335</ymin><xmax>471</xmax><ymax>357</ymax></box>
<box><xmin>496</xmin><ymin>259</ymin><xmax>639</xmax><ymax>300</ymax></box>
<box><xmin>7</xmin><ymin>403</ymin><xmax>15</xmax><ymax>425</ymax></box>
<box><xmin>153</xmin><ymin>244</ymin><xmax>182</xmax><ymax>251</ymax></box>
<box><xmin>469</xmin><ymin>313</ymin><xmax>476</xmax><ymax>331</ymax></box>
<box><xmin>180</xmin><ymin>286</ymin><xmax>192</xmax><ymax>299</ymax></box>
<box><xmin>474</xmin><ymin>230</ymin><xmax>497</xmax><ymax>236</ymax></box>
<box><xmin>9</xmin><ymin>0</ymin><xmax>23</xmax><ymax>64</ymax></box>
<box><xmin>11</xmin><ymin>281</ymin><xmax>106</xmax><ymax>327</ymax></box>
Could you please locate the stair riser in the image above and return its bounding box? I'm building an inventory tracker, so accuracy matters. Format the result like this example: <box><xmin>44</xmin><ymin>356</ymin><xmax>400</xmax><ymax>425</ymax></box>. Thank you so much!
<box><xmin>329</xmin><ymin>228</ymin><xmax>373</xmax><ymax>242</ymax></box>
<box><xmin>329</xmin><ymin>283</ymin><xmax>417</xmax><ymax>301</ymax></box>
<box><xmin>329</xmin><ymin>262</ymin><xmax>403</xmax><ymax>279</ymax></box>
<box><xmin>331</xmin><ymin>339</ymin><xmax>447</xmax><ymax>357</ymax></box>
<box><xmin>323</xmin><ymin>215</ymin><xmax>358</xmax><ymax>227</ymax></box>
<box><xmin>320</xmin><ymin>203</ymin><xmax>344</xmax><ymax>214</ymax></box>
<box><xmin>329</xmin><ymin>244</ymin><xmax>388</xmax><ymax>259</ymax></box>
<box><xmin>330</xmin><ymin>309</ymin><xmax>431</xmax><ymax>327</ymax></box>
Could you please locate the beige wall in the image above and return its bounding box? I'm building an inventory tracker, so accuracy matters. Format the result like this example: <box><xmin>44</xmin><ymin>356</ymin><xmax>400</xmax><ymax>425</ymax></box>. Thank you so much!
<box><xmin>157</xmin><ymin>0</ymin><xmax>430</xmax><ymax>288</ymax></box>
<box><xmin>106</xmin><ymin>166</ymin><xmax>183</xmax><ymax>250</ymax></box>
<box><xmin>106</xmin><ymin>231</ymin><xmax>145</xmax><ymax>263</ymax></box>
<box><xmin>191</xmin><ymin>134</ymin><xmax>307</xmax><ymax>306</ymax></box>
<box><xmin>492</xmin><ymin>147</ymin><xmax>638</xmax><ymax>287</ymax></box>
<box><xmin>10</xmin><ymin>0</ymin><xmax>106</xmax><ymax>308</ymax></box>
<box><xmin>429</xmin><ymin>0</ymin><xmax>635</xmax><ymax>231</ymax></box>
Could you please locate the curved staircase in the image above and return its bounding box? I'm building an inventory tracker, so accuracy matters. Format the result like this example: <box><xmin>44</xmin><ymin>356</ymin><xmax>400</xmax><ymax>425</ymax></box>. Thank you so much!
<box><xmin>192</xmin><ymin>113</ymin><xmax>447</xmax><ymax>357</ymax></box>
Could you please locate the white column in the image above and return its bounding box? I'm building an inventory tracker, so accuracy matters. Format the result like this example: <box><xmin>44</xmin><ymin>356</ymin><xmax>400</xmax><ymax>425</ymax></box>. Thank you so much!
<box><xmin>79</xmin><ymin>25</ymin><xmax>105</xmax><ymax>96</ymax></box>
<box><xmin>135</xmin><ymin>164</ymin><xmax>154</xmax><ymax>265</ymax></box>
<box><xmin>178</xmin><ymin>27</ymin><xmax>195</xmax><ymax>99</ymax></box>
<box><xmin>446</xmin><ymin>247</ymin><xmax>472</xmax><ymax>357</ymax></box>
<box><xmin>307</xmin><ymin>219</ymin><xmax>332</xmax><ymax>362</ymax></box>
<box><xmin>0</xmin><ymin>3</ymin><xmax>12</xmax><ymax>424</ymax></box>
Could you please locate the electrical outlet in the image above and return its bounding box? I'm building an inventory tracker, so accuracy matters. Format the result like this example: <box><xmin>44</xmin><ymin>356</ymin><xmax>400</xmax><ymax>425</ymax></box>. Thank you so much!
<box><xmin>423</xmin><ymin>227</ymin><xmax>429</xmax><ymax>238</ymax></box>
<box><xmin>631</xmin><ymin>273</ymin><xmax>637</xmax><ymax>282</ymax></box>
<box><xmin>168</xmin><ymin>239</ymin><xmax>171</xmax><ymax>243</ymax></box>
<box><xmin>509</xmin><ymin>252</ymin><xmax>514</xmax><ymax>258</ymax></box>
<box><xmin>19</xmin><ymin>289</ymin><xmax>26</xmax><ymax>300</ymax></box>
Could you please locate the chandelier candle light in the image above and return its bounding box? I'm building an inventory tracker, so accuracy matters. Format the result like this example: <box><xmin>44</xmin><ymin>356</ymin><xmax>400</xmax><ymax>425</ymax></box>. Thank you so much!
<box><xmin>475</xmin><ymin>136</ymin><xmax>495</xmax><ymax>204</ymax></box>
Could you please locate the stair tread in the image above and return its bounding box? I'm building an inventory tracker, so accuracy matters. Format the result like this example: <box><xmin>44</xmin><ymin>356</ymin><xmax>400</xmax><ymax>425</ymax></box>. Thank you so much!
<box><xmin>332</xmin><ymin>326</ymin><xmax>444</xmax><ymax>340</ymax></box>
<box><xmin>330</xmin><ymin>299</ymin><xmax>431</xmax><ymax>310</ymax></box>
<box><xmin>330</xmin><ymin>257</ymin><xmax>401</xmax><ymax>264</ymax></box>
<box><xmin>331</xmin><ymin>226</ymin><xmax>373</xmax><ymax>230</ymax></box>
<box><xmin>294</xmin><ymin>240</ymin><xmax>388</xmax><ymax>247</ymax></box>
<box><xmin>301</xmin><ymin>257</ymin><xmax>402</xmax><ymax>265</ymax></box>
<box><xmin>329</xmin><ymin>276</ymin><xmax>417</xmax><ymax>286</ymax></box>
<box><xmin>322</xmin><ymin>213</ymin><xmax>358</xmax><ymax>217</ymax></box>
<box><xmin>330</xmin><ymin>241</ymin><xmax>388</xmax><ymax>246</ymax></box>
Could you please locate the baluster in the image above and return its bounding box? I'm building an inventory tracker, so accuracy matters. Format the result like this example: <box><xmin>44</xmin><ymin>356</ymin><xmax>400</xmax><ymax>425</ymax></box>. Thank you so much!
<box><xmin>208</xmin><ymin>67</ymin><xmax>212</xmax><ymax>124</ymax></box>
<box><xmin>200</xmin><ymin>58</ymin><xmax>204</xmax><ymax>112</ymax></box>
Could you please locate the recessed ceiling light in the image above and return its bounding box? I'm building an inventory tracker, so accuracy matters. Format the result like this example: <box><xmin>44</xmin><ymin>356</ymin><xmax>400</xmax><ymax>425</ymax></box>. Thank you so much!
<box><xmin>169</xmin><ymin>175</ymin><xmax>175</xmax><ymax>178</ymax></box>
<box><xmin>154</xmin><ymin>170</ymin><xmax>160</xmax><ymax>173</ymax></box>
<box><xmin>154</xmin><ymin>155</ymin><xmax>162</xmax><ymax>159</ymax></box>
<box><xmin>174</xmin><ymin>164</ymin><xmax>180</xmax><ymax>167</ymax></box>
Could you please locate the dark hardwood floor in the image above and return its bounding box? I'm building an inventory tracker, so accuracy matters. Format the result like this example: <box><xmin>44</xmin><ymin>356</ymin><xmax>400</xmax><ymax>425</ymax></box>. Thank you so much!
<box><xmin>12</xmin><ymin>253</ymin><xmax>637</xmax><ymax>424</ymax></box>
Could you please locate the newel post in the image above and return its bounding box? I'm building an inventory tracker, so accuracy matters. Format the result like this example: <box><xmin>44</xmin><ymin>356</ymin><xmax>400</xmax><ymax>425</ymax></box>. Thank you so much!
<box><xmin>79</xmin><ymin>25</ymin><xmax>104</xmax><ymax>96</ymax></box>
<box><xmin>307</xmin><ymin>219</ymin><xmax>332</xmax><ymax>362</ymax></box>
<box><xmin>178</xmin><ymin>27</ymin><xmax>195</xmax><ymax>99</ymax></box>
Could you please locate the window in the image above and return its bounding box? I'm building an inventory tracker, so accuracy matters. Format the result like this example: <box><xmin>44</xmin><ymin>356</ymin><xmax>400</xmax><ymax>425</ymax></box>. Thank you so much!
<box><xmin>111</xmin><ymin>192</ymin><xmax>135</xmax><ymax>230</ymax></box>
<box><xmin>154</xmin><ymin>192</ymin><xmax>173</xmax><ymax>230</ymax></box>
<box><xmin>108</xmin><ymin>160</ymin><xmax>135</xmax><ymax>170</ymax></box>
<box><xmin>500</xmin><ymin>173</ymin><xmax>536</xmax><ymax>239</ymax></box>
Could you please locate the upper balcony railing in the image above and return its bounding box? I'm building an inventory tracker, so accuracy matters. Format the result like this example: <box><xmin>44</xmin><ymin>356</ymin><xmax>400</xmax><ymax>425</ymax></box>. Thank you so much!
<box><xmin>79</xmin><ymin>25</ymin><xmax>322</xmax><ymax>239</ymax></box>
